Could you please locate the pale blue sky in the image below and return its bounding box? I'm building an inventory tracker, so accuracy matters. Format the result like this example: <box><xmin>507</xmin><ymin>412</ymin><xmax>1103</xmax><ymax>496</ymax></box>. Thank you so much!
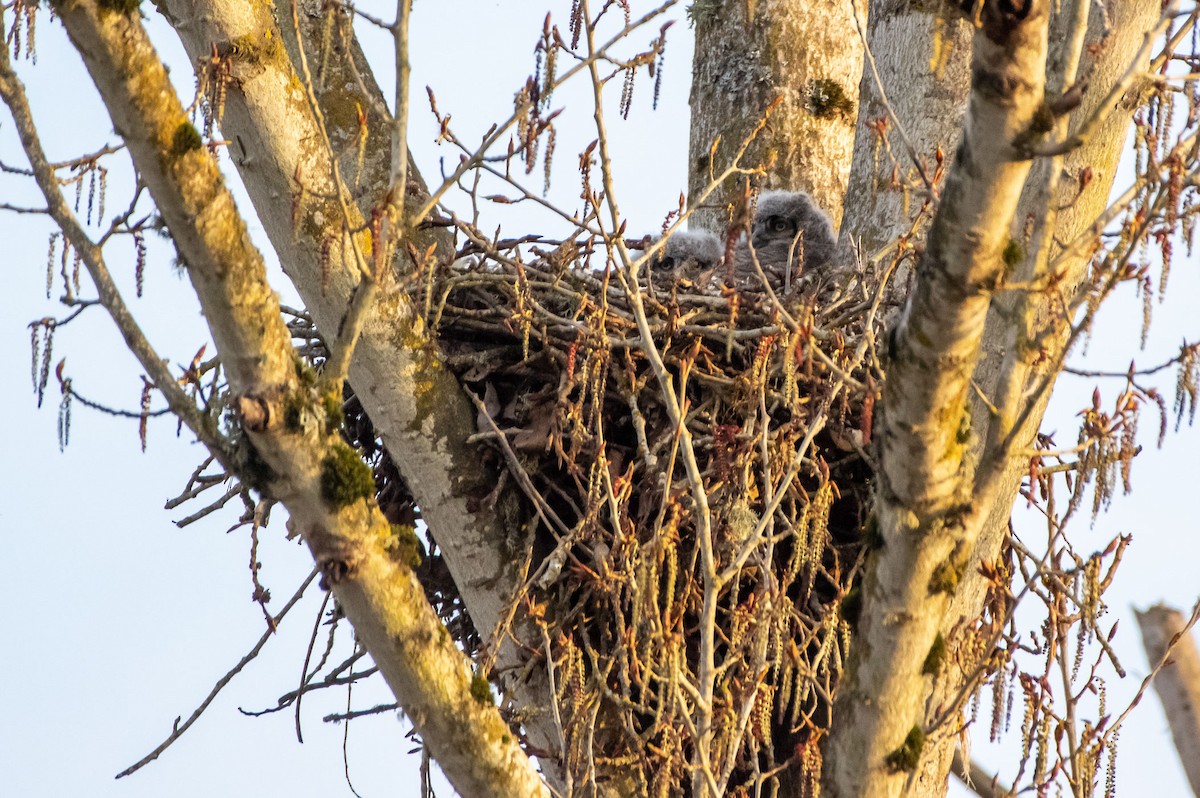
<box><xmin>1</xmin><ymin>2</ymin><xmax>1197</xmax><ymax>796</ymax></box>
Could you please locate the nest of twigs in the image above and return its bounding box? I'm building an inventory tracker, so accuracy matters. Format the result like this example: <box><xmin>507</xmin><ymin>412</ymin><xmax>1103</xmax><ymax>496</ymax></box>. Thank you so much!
<box><xmin>349</xmin><ymin>234</ymin><xmax>895</xmax><ymax>793</ymax></box>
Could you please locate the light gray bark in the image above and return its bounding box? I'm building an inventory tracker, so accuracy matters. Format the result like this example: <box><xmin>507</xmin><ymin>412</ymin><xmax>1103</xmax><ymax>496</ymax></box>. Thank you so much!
<box><xmin>155</xmin><ymin>0</ymin><xmax>527</xmax><ymax>669</ymax></box>
<box><xmin>24</xmin><ymin>0</ymin><xmax>1164</xmax><ymax>794</ymax></box>
<box><xmin>158</xmin><ymin>2</ymin><xmax>573</xmax><ymax>781</ymax></box>
<box><xmin>38</xmin><ymin>3</ymin><xmax>547</xmax><ymax>796</ymax></box>
<box><xmin>918</xmin><ymin>1</ymin><xmax>1160</xmax><ymax>793</ymax></box>
<box><xmin>826</xmin><ymin>4</ymin><xmax>1051</xmax><ymax>797</ymax></box>
<box><xmin>153</xmin><ymin>0</ymin><xmax>567</xmax><ymax>779</ymax></box>
<box><xmin>840</xmin><ymin>1</ymin><xmax>973</xmax><ymax>256</ymax></box>
<box><xmin>1137</xmin><ymin>605</ymin><xmax>1200</xmax><ymax>798</ymax></box>
<box><xmin>687</xmin><ymin>0</ymin><xmax>865</xmax><ymax>231</ymax></box>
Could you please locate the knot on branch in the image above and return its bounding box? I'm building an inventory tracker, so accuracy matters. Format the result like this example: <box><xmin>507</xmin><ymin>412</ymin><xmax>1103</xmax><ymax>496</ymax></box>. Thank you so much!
<box><xmin>236</xmin><ymin>393</ymin><xmax>273</xmax><ymax>432</ymax></box>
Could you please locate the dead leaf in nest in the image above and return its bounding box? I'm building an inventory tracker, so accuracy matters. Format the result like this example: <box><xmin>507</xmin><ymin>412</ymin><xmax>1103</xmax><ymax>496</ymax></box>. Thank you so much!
<box><xmin>510</xmin><ymin>406</ymin><xmax>556</xmax><ymax>452</ymax></box>
<box><xmin>477</xmin><ymin>382</ymin><xmax>503</xmax><ymax>432</ymax></box>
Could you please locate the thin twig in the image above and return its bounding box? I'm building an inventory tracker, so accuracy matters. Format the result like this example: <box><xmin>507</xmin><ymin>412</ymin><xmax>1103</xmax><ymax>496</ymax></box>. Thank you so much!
<box><xmin>1032</xmin><ymin>1</ymin><xmax>1185</xmax><ymax>156</ymax></box>
<box><xmin>295</xmin><ymin>588</ymin><xmax>334</xmax><ymax>744</ymax></box>
<box><xmin>1105</xmin><ymin>597</ymin><xmax>1200</xmax><ymax>743</ymax></box>
<box><xmin>851</xmin><ymin>0</ymin><xmax>934</xmax><ymax>195</ymax></box>
<box><xmin>0</xmin><ymin>42</ymin><xmax>233</xmax><ymax>467</ymax></box>
<box><xmin>116</xmin><ymin>569</ymin><xmax>318</xmax><ymax>778</ymax></box>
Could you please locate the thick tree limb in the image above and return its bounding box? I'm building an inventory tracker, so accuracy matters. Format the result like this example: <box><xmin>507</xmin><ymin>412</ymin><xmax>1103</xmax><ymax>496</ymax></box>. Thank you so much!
<box><xmin>825</xmin><ymin>4</ymin><xmax>1051</xmax><ymax>796</ymax></box>
<box><xmin>916</xmin><ymin>2</ymin><xmax>1161</xmax><ymax>793</ymax></box>
<box><xmin>46</xmin><ymin>3</ymin><xmax>544</xmax><ymax>795</ymax></box>
<box><xmin>879</xmin><ymin>2</ymin><xmax>1048</xmax><ymax>518</ymax></box>
<box><xmin>1136</xmin><ymin>605</ymin><xmax>1200</xmax><ymax>797</ymax></box>
<box><xmin>687</xmin><ymin>0</ymin><xmax>865</xmax><ymax>228</ymax></box>
<box><xmin>154</xmin><ymin>0</ymin><xmax>527</xmax><ymax>670</ymax></box>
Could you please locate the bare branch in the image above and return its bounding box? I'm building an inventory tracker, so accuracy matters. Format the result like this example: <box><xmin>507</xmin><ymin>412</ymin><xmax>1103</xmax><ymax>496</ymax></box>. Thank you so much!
<box><xmin>0</xmin><ymin>34</ymin><xmax>231</xmax><ymax>468</ymax></box>
<box><xmin>117</xmin><ymin>569</ymin><xmax>319</xmax><ymax>778</ymax></box>
<box><xmin>51</xmin><ymin>4</ymin><xmax>547</xmax><ymax>794</ymax></box>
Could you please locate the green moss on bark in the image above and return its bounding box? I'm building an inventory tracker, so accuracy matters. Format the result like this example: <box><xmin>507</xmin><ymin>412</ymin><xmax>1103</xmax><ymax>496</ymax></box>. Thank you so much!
<box><xmin>885</xmin><ymin>725</ymin><xmax>925</xmax><ymax>771</ymax></box>
<box><xmin>807</xmin><ymin>78</ymin><xmax>854</xmax><ymax>120</ymax></box>
<box><xmin>97</xmin><ymin>0</ymin><xmax>141</xmax><ymax>14</ymax></box>
<box><xmin>283</xmin><ymin>390</ymin><xmax>306</xmax><ymax>432</ymax></box>
<box><xmin>320</xmin><ymin>443</ymin><xmax>374</xmax><ymax>509</ymax></box>
<box><xmin>170</xmin><ymin>121</ymin><xmax>202</xmax><ymax>157</ymax></box>
<box><xmin>388</xmin><ymin>524</ymin><xmax>422</xmax><ymax>570</ymax></box>
<box><xmin>922</xmin><ymin>632</ymin><xmax>947</xmax><ymax>675</ymax></box>
<box><xmin>322</xmin><ymin>391</ymin><xmax>344</xmax><ymax>431</ymax></box>
<box><xmin>470</xmin><ymin>674</ymin><xmax>493</xmax><ymax>705</ymax></box>
<box><xmin>929</xmin><ymin>557</ymin><xmax>964</xmax><ymax>595</ymax></box>
<box><xmin>1002</xmin><ymin>238</ymin><xmax>1024</xmax><ymax>275</ymax></box>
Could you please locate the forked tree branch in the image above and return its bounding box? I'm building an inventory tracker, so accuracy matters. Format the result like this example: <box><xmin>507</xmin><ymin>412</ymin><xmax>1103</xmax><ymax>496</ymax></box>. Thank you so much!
<box><xmin>826</xmin><ymin>3</ymin><xmax>1051</xmax><ymax>796</ymax></box>
<box><xmin>39</xmin><ymin>3</ymin><xmax>545</xmax><ymax>795</ymax></box>
<box><xmin>155</xmin><ymin>0</ymin><xmax>533</xmax><ymax>696</ymax></box>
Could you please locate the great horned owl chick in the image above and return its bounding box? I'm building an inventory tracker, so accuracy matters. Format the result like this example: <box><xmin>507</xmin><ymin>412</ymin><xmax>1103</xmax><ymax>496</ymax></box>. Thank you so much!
<box><xmin>735</xmin><ymin>190</ymin><xmax>836</xmax><ymax>289</ymax></box>
<box><xmin>631</xmin><ymin>229</ymin><xmax>724</xmax><ymax>295</ymax></box>
<box><xmin>640</xmin><ymin>229</ymin><xmax>724</xmax><ymax>273</ymax></box>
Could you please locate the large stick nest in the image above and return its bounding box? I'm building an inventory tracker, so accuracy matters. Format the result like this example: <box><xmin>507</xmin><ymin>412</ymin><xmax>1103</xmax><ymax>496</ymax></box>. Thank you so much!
<box><xmin>353</xmin><ymin>231</ymin><xmax>897</xmax><ymax>792</ymax></box>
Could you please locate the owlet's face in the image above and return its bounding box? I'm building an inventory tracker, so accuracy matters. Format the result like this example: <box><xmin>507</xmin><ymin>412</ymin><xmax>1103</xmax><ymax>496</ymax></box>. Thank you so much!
<box><xmin>648</xmin><ymin>229</ymin><xmax>724</xmax><ymax>273</ymax></box>
<box><xmin>744</xmin><ymin>191</ymin><xmax>837</xmax><ymax>279</ymax></box>
<box><xmin>753</xmin><ymin>213</ymin><xmax>800</xmax><ymax>250</ymax></box>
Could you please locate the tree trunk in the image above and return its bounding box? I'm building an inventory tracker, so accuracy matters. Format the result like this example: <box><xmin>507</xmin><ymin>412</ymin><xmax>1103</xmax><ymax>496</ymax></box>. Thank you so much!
<box><xmin>839</xmin><ymin>1</ymin><xmax>973</xmax><ymax>256</ymax></box>
<box><xmin>687</xmin><ymin>0</ymin><xmax>865</xmax><ymax>230</ymax></box>
<box><xmin>24</xmin><ymin>0</ymin><xmax>1171</xmax><ymax>793</ymax></box>
<box><xmin>920</xmin><ymin>1</ymin><xmax>1160</xmax><ymax>792</ymax></box>
<box><xmin>686</xmin><ymin>0</ymin><xmax>1160</xmax><ymax>793</ymax></box>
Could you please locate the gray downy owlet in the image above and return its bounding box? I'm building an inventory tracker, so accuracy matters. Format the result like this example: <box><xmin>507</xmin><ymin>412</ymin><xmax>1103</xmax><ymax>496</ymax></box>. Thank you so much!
<box><xmin>735</xmin><ymin>190</ymin><xmax>837</xmax><ymax>291</ymax></box>
<box><xmin>632</xmin><ymin>228</ymin><xmax>724</xmax><ymax>291</ymax></box>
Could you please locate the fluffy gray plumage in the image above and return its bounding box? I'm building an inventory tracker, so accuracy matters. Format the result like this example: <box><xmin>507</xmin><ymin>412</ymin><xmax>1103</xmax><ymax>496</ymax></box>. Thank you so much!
<box><xmin>641</xmin><ymin>229</ymin><xmax>724</xmax><ymax>273</ymax></box>
<box><xmin>735</xmin><ymin>190</ymin><xmax>836</xmax><ymax>288</ymax></box>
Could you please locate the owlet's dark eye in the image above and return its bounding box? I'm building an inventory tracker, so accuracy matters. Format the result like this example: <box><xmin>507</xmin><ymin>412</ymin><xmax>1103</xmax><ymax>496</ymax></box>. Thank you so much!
<box><xmin>767</xmin><ymin>217</ymin><xmax>792</xmax><ymax>234</ymax></box>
